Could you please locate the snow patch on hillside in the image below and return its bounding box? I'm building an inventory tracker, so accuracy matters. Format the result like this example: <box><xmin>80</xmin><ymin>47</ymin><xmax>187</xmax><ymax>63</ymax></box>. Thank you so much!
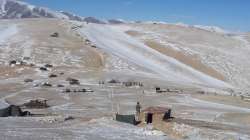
<box><xmin>193</xmin><ymin>25</ymin><xmax>228</xmax><ymax>34</ymax></box>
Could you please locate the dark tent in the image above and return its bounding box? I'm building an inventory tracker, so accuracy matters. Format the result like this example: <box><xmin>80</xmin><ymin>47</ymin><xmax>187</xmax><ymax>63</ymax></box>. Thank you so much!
<box><xmin>0</xmin><ymin>105</ymin><xmax>31</xmax><ymax>117</ymax></box>
<box><xmin>116</xmin><ymin>114</ymin><xmax>136</xmax><ymax>125</ymax></box>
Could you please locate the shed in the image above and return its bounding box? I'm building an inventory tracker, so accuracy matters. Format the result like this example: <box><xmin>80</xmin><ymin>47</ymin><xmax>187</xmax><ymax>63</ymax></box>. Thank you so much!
<box><xmin>140</xmin><ymin>106</ymin><xmax>172</xmax><ymax>124</ymax></box>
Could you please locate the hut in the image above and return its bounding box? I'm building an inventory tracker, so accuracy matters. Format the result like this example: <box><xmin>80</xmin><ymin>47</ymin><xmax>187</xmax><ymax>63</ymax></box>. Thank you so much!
<box><xmin>140</xmin><ymin>106</ymin><xmax>172</xmax><ymax>124</ymax></box>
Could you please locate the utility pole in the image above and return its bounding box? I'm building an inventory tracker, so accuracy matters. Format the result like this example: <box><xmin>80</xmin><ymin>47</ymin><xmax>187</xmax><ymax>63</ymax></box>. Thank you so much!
<box><xmin>110</xmin><ymin>86</ymin><xmax>115</xmax><ymax>119</ymax></box>
<box><xmin>111</xmin><ymin>87</ymin><xmax>114</xmax><ymax>114</ymax></box>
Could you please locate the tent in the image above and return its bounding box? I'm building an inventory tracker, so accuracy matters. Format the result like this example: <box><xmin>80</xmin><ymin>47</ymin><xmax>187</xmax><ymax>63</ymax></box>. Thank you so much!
<box><xmin>116</xmin><ymin>114</ymin><xmax>136</xmax><ymax>125</ymax></box>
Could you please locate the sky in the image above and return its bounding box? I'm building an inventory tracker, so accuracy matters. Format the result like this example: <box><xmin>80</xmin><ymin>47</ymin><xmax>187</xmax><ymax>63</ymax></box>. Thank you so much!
<box><xmin>24</xmin><ymin>0</ymin><xmax>250</xmax><ymax>31</ymax></box>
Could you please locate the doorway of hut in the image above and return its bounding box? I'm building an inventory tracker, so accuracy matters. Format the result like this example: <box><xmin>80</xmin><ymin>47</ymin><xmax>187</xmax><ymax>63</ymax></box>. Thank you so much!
<box><xmin>146</xmin><ymin>113</ymin><xmax>153</xmax><ymax>124</ymax></box>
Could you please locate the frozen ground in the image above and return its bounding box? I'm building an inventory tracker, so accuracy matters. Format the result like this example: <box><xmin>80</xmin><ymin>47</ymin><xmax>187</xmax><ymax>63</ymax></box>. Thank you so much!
<box><xmin>0</xmin><ymin>117</ymin><xmax>168</xmax><ymax>140</ymax></box>
<box><xmin>0</xmin><ymin>19</ymin><xmax>250</xmax><ymax>140</ymax></box>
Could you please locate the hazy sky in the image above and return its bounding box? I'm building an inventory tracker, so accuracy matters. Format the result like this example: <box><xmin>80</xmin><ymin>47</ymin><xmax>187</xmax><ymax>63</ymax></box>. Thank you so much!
<box><xmin>24</xmin><ymin>0</ymin><xmax>250</xmax><ymax>31</ymax></box>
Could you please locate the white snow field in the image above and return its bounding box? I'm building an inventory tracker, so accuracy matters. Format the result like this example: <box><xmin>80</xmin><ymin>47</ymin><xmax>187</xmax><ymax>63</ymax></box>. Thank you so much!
<box><xmin>0</xmin><ymin>117</ymin><xmax>169</xmax><ymax>140</ymax></box>
<box><xmin>80</xmin><ymin>24</ymin><xmax>231</xmax><ymax>89</ymax></box>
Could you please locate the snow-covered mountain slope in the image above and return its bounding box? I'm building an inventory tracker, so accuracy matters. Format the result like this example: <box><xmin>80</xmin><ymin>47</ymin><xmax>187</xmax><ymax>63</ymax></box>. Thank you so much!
<box><xmin>0</xmin><ymin>0</ymin><xmax>69</xmax><ymax>19</ymax></box>
<box><xmin>0</xmin><ymin>0</ymin><xmax>127</xmax><ymax>25</ymax></box>
<box><xmin>108</xmin><ymin>19</ymin><xmax>125</xmax><ymax>24</ymax></box>
<box><xmin>192</xmin><ymin>25</ymin><xmax>228</xmax><ymax>34</ymax></box>
<box><xmin>1</xmin><ymin>0</ymin><xmax>247</xmax><ymax>92</ymax></box>
<box><xmin>79</xmin><ymin>24</ymin><xmax>231</xmax><ymax>89</ymax></box>
<box><xmin>118</xmin><ymin>23</ymin><xmax>250</xmax><ymax>92</ymax></box>
<box><xmin>0</xmin><ymin>0</ymin><xmax>117</xmax><ymax>24</ymax></box>
<box><xmin>0</xmin><ymin>18</ymin><xmax>104</xmax><ymax>69</ymax></box>
<box><xmin>84</xmin><ymin>17</ymin><xmax>106</xmax><ymax>24</ymax></box>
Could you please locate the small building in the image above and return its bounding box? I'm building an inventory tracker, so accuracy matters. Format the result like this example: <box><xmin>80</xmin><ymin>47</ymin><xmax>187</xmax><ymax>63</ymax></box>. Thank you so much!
<box><xmin>140</xmin><ymin>106</ymin><xmax>172</xmax><ymax>124</ymax></box>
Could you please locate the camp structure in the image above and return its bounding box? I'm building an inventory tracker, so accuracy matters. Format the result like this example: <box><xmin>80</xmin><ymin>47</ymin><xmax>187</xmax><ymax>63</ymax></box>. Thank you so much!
<box><xmin>50</xmin><ymin>32</ymin><xmax>59</xmax><ymax>37</ymax></box>
<box><xmin>44</xmin><ymin>64</ymin><xmax>53</xmax><ymax>68</ymax></box>
<box><xmin>66</xmin><ymin>78</ymin><xmax>80</xmax><ymax>85</ymax></box>
<box><xmin>0</xmin><ymin>100</ymin><xmax>10</xmax><ymax>117</ymax></box>
<box><xmin>140</xmin><ymin>106</ymin><xmax>172</xmax><ymax>124</ymax></box>
<box><xmin>155</xmin><ymin>87</ymin><xmax>168</xmax><ymax>93</ymax></box>
<box><xmin>21</xmin><ymin>99</ymin><xmax>49</xmax><ymax>109</ymax></box>
<box><xmin>0</xmin><ymin>101</ymin><xmax>31</xmax><ymax>117</ymax></box>
<box><xmin>115</xmin><ymin>114</ymin><xmax>137</xmax><ymax>125</ymax></box>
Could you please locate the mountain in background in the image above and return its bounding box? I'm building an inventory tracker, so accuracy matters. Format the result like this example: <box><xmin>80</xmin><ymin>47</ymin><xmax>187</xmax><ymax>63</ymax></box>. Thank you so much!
<box><xmin>0</xmin><ymin>0</ymin><xmax>120</xmax><ymax>24</ymax></box>
<box><xmin>0</xmin><ymin>0</ymin><xmax>126</xmax><ymax>24</ymax></box>
<box><xmin>1</xmin><ymin>0</ymin><xmax>231</xmax><ymax>33</ymax></box>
